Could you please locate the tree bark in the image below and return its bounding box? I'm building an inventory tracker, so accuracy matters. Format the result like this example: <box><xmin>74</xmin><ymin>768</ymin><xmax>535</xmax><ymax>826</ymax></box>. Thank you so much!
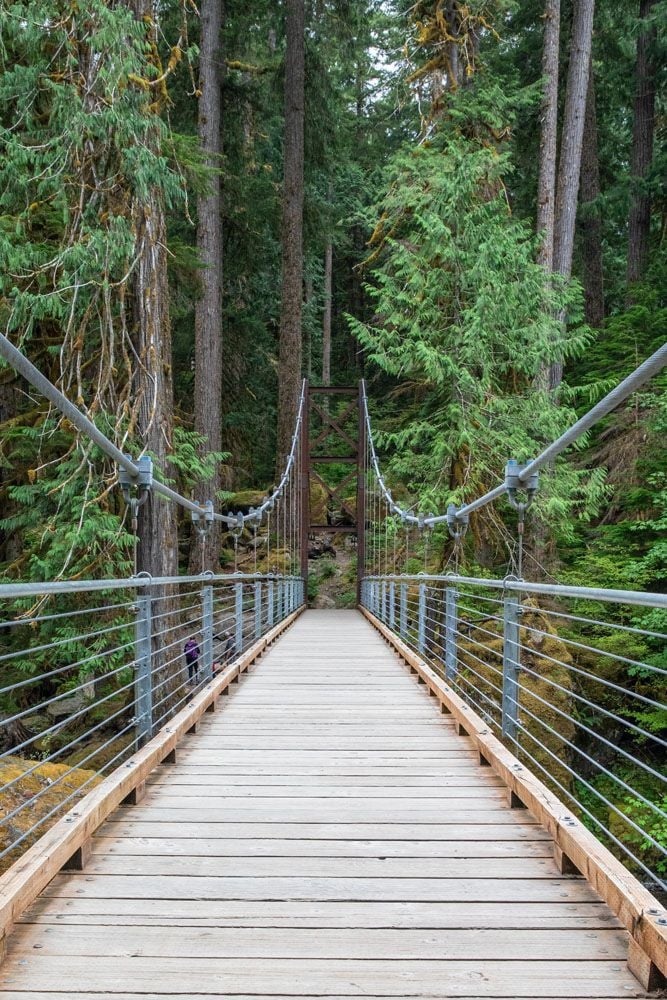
<box><xmin>579</xmin><ymin>64</ymin><xmax>604</xmax><ymax>328</ymax></box>
<box><xmin>126</xmin><ymin>0</ymin><xmax>179</xmax><ymax>724</ymax></box>
<box><xmin>276</xmin><ymin>0</ymin><xmax>305</xmax><ymax>469</ymax></box>
<box><xmin>127</xmin><ymin>0</ymin><xmax>178</xmax><ymax>582</ymax></box>
<box><xmin>552</xmin><ymin>0</ymin><xmax>595</xmax><ymax>387</ymax></box>
<box><xmin>190</xmin><ymin>0</ymin><xmax>224</xmax><ymax>574</ymax></box>
<box><xmin>536</xmin><ymin>0</ymin><xmax>560</xmax><ymax>272</ymax></box>
<box><xmin>626</xmin><ymin>0</ymin><xmax>657</xmax><ymax>291</ymax></box>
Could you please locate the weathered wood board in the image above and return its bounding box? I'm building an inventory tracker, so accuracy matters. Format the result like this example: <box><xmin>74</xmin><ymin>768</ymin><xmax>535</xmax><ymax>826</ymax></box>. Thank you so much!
<box><xmin>1</xmin><ymin>609</ymin><xmax>648</xmax><ymax>997</ymax></box>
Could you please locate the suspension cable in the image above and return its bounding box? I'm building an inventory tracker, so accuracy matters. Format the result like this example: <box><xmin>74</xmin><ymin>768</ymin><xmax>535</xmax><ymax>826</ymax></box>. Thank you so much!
<box><xmin>0</xmin><ymin>331</ymin><xmax>306</xmax><ymax>535</ymax></box>
<box><xmin>361</xmin><ymin>341</ymin><xmax>667</xmax><ymax>529</ymax></box>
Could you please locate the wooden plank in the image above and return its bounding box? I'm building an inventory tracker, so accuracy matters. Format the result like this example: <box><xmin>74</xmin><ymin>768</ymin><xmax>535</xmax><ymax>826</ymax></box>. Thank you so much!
<box><xmin>143</xmin><ymin>771</ymin><xmax>503</xmax><ymax>785</ymax></box>
<box><xmin>41</xmin><ymin>874</ymin><xmax>601</xmax><ymax>903</ymax></box>
<box><xmin>0</xmin><ymin>957</ymin><xmax>646</xmax><ymax>996</ymax></box>
<box><xmin>0</xmin><ymin>607</ymin><xmax>644</xmax><ymax>999</ymax></box>
<box><xmin>90</xmin><ymin>805</ymin><xmax>524</xmax><ymax>823</ymax></box>
<box><xmin>0</xmin><ymin>606</ymin><xmax>304</xmax><ymax>941</ymax></box>
<box><xmin>84</xmin><ymin>855</ymin><xmax>562</xmax><ymax>879</ymax></box>
<box><xmin>18</xmin><ymin>897</ymin><xmax>622</xmax><ymax>930</ymax></box>
<box><xmin>99</xmin><ymin>820</ymin><xmax>547</xmax><ymax>838</ymax></box>
<box><xmin>140</xmin><ymin>786</ymin><xmax>507</xmax><ymax>799</ymax></box>
<box><xmin>361</xmin><ymin>604</ymin><xmax>667</xmax><ymax>980</ymax></box>
<box><xmin>0</xmin><ymin>990</ymin><xmax>630</xmax><ymax>1000</ymax></box>
<box><xmin>89</xmin><ymin>836</ymin><xmax>552</xmax><ymax>858</ymax></box>
<box><xmin>7</xmin><ymin>924</ymin><xmax>630</xmax><ymax>960</ymax></box>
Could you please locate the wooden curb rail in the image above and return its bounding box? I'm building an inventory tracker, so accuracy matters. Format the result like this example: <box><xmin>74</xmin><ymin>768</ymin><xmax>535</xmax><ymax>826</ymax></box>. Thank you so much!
<box><xmin>360</xmin><ymin>604</ymin><xmax>667</xmax><ymax>992</ymax></box>
<box><xmin>0</xmin><ymin>605</ymin><xmax>305</xmax><ymax>953</ymax></box>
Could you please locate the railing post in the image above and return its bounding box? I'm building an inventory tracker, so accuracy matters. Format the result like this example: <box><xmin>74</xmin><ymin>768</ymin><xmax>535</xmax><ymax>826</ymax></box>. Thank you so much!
<box><xmin>134</xmin><ymin>593</ymin><xmax>153</xmax><ymax>746</ymax></box>
<box><xmin>201</xmin><ymin>585</ymin><xmax>214</xmax><ymax>682</ymax></box>
<box><xmin>399</xmin><ymin>583</ymin><xmax>407</xmax><ymax>638</ymax></box>
<box><xmin>502</xmin><ymin>592</ymin><xmax>521</xmax><ymax>741</ymax></box>
<box><xmin>444</xmin><ymin>586</ymin><xmax>458</xmax><ymax>683</ymax></box>
<box><xmin>254</xmin><ymin>581</ymin><xmax>262</xmax><ymax>641</ymax></box>
<box><xmin>268</xmin><ymin>578</ymin><xmax>274</xmax><ymax>627</ymax></box>
<box><xmin>418</xmin><ymin>582</ymin><xmax>426</xmax><ymax>654</ymax></box>
<box><xmin>389</xmin><ymin>581</ymin><xmax>396</xmax><ymax>629</ymax></box>
<box><xmin>278</xmin><ymin>578</ymin><xmax>284</xmax><ymax>620</ymax></box>
<box><xmin>235</xmin><ymin>581</ymin><xmax>244</xmax><ymax>655</ymax></box>
<box><xmin>381</xmin><ymin>581</ymin><xmax>387</xmax><ymax>622</ymax></box>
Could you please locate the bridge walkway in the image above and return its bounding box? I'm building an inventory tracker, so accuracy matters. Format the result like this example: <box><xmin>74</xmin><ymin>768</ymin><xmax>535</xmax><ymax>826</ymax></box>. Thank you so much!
<box><xmin>0</xmin><ymin>610</ymin><xmax>645</xmax><ymax>998</ymax></box>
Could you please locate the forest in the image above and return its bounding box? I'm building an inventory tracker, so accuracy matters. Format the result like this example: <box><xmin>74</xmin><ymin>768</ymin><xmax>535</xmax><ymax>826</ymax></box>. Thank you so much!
<box><xmin>0</xmin><ymin>1</ymin><xmax>665</xmax><ymax>889</ymax></box>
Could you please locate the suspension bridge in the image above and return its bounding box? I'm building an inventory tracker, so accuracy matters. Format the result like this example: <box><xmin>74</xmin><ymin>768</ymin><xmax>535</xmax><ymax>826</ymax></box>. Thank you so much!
<box><xmin>0</xmin><ymin>334</ymin><xmax>665</xmax><ymax>998</ymax></box>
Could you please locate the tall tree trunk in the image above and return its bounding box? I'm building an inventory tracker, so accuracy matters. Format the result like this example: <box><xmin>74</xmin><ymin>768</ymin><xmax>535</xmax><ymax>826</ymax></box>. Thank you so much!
<box><xmin>552</xmin><ymin>0</ymin><xmax>595</xmax><ymax>388</ymax></box>
<box><xmin>276</xmin><ymin>0</ymin><xmax>305</xmax><ymax>468</ymax></box>
<box><xmin>127</xmin><ymin>0</ymin><xmax>179</xmax><ymax>725</ymax></box>
<box><xmin>626</xmin><ymin>0</ymin><xmax>657</xmax><ymax>292</ymax></box>
<box><xmin>127</xmin><ymin>0</ymin><xmax>178</xmax><ymax>581</ymax></box>
<box><xmin>536</xmin><ymin>0</ymin><xmax>560</xmax><ymax>271</ymax></box>
<box><xmin>579</xmin><ymin>65</ymin><xmax>604</xmax><ymax>328</ymax></box>
<box><xmin>190</xmin><ymin>0</ymin><xmax>224</xmax><ymax>574</ymax></box>
<box><xmin>132</xmin><ymin>195</ymin><xmax>178</xmax><ymax>582</ymax></box>
<box><xmin>322</xmin><ymin>239</ymin><xmax>332</xmax><ymax>385</ymax></box>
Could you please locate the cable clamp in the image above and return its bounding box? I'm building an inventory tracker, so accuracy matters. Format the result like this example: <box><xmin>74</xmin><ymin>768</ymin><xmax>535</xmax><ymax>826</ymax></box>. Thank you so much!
<box><xmin>446</xmin><ymin>503</ymin><xmax>469</xmax><ymax>541</ymax></box>
<box><xmin>191</xmin><ymin>500</ymin><xmax>214</xmax><ymax>538</ymax></box>
<box><xmin>230</xmin><ymin>512</ymin><xmax>245</xmax><ymax>539</ymax></box>
<box><xmin>119</xmin><ymin>455</ymin><xmax>152</xmax><ymax>531</ymax></box>
<box><xmin>505</xmin><ymin>459</ymin><xmax>539</xmax><ymax>512</ymax></box>
<box><xmin>119</xmin><ymin>455</ymin><xmax>152</xmax><ymax>503</ymax></box>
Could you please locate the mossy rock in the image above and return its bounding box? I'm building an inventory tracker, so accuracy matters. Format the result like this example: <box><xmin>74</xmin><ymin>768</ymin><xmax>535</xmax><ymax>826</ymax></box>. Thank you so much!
<box><xmin>64</xmin><ymin>734</ymin><xmax>132</xmax><ymax>771</ymax></box>
<box><xmin>219</xmin><ymin>489</ymin><xmax>268</xmax><ymax>515</ymax></box>
<box><xmin>0</xmin><ymin>755</ymin><xmax>102</xmax><ymax>873</ymax></box>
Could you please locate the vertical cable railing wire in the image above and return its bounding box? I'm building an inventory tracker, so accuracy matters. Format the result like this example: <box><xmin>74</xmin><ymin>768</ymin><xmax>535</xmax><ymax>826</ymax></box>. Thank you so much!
<box><xmin>360</xmin><ymin>572</ymin><xmax>667</xmax><ymax>892</ymax></box>
<box><xmin>0</xmin><ymin>571</ymin><xmax>303</xmax><ymax>870</ymax></box>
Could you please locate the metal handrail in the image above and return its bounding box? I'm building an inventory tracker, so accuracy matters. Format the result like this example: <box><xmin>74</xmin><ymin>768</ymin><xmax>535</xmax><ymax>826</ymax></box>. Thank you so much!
<box><xmin>360</xmin><ymin>571</ymin><xmax>667</xmax><ymax>893</ymax></box>
<box><xmin>0</xmin><ymin>572</ymin><xmax>305</xmax><ymax>864</ymax></box>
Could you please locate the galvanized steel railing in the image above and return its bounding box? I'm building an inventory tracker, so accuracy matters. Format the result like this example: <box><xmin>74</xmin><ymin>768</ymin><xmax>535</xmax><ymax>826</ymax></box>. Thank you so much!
<box><xmin>361</xmin><ymin>573</ymin><xmax>667</xmax><ymax>894</ymax></box>
<box><xmin>0</xmin><ymin>572</ymin><xmax>304</xmax><ymax>866</ymax></box>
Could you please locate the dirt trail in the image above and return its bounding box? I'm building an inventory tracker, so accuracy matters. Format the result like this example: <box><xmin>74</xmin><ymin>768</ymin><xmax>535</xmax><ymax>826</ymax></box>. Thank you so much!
<box><xmin>308</xmin><ymin>533</ymin><xmax>357</xmax><ymax>609</ymax></box>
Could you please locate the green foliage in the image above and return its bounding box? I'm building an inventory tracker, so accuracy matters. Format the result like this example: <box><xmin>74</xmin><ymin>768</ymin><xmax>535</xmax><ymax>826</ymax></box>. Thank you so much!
<box><xmin>349</xmin><ymin>80</ymin><xmax>604</xmax><ymax>546</ymax></box>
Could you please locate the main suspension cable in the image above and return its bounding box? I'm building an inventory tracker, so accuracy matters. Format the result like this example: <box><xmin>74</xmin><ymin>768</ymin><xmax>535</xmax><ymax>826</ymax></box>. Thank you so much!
<box><xmin>361</xmin><ymin>341</ymin><xmax>667</xmax><ymax>530</ymax></box>
<box><xmin>0</xmin><ymin>331</ymin><xmax>306</xmax><ymax>535</ymax></box>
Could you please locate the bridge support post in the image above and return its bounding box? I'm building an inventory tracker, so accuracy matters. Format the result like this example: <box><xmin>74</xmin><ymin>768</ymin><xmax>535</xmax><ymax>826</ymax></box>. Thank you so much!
<box><xmin>418</xmin><ymin>582</ymin><xmax>426</xmax><ymax>654</ymax></box>
<box><xmin>389</xmin><ymin>581</ymin><xmax>396</xmax><ymax>629</ymax></box>
<box><xmin>444</xmin><ymin>586</ymin><xmax>458</xmax><ymax>683</ymax></box>
<box><xmin>502</xmin><ymin>592</ymin><xmax>521</xmax><ymax>742</ymax></box>
<box><xmin>268</xmin><ymin>579</ymin><xmax>274</xmax><ymax>627</ymax></box>
<box><xmin>134</xmin><ymin>593</ymin><xmax>153</xmax><ymax>747</ymax></box>
<box><xmin>201</xmin><ymin>585</ymin><xmax>214</xmax><ymax>683</ymax></box>
<box><xmin>399</xmin><ymin>583</ymin><xmax>407</xmax><ymax>638</ymax></box>
<box><xmin>381</xmin><ymin>581</ymin><xmax>387</xmax><ymax>622</ymax></box>
<box><xmin>235</xmin><ymin>582</ymin><xmax>244</xmax><ymax>656</ymax></box>
<box><xmin>254</xmin><ymin>581</ymin><xmax>262</xmax><ymax>641</ymax></box>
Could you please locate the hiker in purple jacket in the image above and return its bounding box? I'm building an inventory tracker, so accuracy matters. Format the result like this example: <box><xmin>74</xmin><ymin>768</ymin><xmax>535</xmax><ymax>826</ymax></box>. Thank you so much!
<box><xmin>184</xmin><ymin>637</ymin><xmax>201</xmax><ymax>685</ymax></box>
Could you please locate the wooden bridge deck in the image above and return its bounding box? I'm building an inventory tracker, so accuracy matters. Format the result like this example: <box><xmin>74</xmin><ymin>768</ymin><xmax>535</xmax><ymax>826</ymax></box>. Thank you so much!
<box><xmin>0</xmin><ymin>610</ymin><xmax>647</xmax><ymax>998</ymax></box>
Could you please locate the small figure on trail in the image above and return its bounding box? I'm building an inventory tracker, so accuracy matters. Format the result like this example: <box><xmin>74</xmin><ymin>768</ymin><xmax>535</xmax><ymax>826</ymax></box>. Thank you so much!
<box><xmin>184</xmin><ymin>636</ymin><xmax>201</xmax><ymax>685</ymax></box>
